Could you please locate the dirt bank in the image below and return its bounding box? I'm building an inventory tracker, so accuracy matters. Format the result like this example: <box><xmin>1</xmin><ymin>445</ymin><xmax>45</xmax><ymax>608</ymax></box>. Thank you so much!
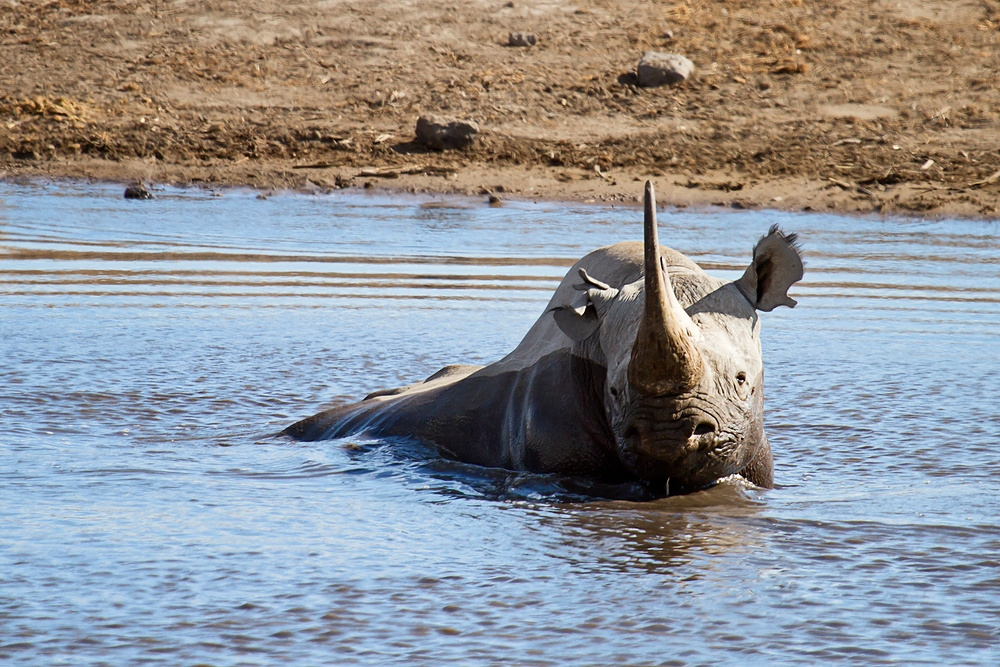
<box><xmin>2</xmin><ymin>0</ymin><xmax>999</xmax><ymax>217</ymax></box>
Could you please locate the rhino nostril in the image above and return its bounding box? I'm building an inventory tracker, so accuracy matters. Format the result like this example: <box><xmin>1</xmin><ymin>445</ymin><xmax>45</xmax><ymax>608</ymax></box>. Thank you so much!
<box><xmin>693</xmin><ymin>421</ymin><xmax>715</xmax><ymax>436</ymax></box>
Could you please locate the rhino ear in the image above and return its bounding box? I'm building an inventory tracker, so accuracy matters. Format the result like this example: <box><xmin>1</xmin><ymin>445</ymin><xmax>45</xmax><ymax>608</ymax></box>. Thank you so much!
<box><xmin>550</xmin><ymin>268</ymin><xmax>613</xmax><ymax>341</ymax></box>
<box><xmin>551</xmin><ymin>290</ymin><xmax>600</xmax><ymax>341</ymax></box>
<box><xmin>735</xmin><ymin>225</ymin><xmax>804</xmax><ymax>311</ymax></box>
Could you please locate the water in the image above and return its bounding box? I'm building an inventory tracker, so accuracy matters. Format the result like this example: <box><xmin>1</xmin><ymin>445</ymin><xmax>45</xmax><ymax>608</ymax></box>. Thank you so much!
<box><xmin>1</xmin><ymin>181</ymin><xmax>998</xmax><ymax>665</ymax></box>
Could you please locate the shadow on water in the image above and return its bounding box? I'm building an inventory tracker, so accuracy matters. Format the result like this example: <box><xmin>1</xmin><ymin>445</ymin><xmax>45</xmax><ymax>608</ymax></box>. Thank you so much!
<box><xmin>526</xmin><ymin>490</ymin><xmax>767</xmax><ymax>575</ymax></box>
<box><xmin>237</xmin><ymin>426</ymin><xmax>767</xmax><ymax>576</ymax></box>
<box><xmin>321</xmin><ymin>433</ymin><xmax>766</xmax><ymax>505</ymax></box>
<box><xmin>300</xmin><ymin>435</ymin><xmax>769</xmax><ymax>575</ymax></box>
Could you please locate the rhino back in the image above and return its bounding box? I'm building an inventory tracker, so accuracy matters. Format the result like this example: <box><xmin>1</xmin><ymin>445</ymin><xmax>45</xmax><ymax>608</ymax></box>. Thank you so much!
<box><xmin>284</xmin><ymin>349</ymin><xmax>624</xmax><ymax>479</ymax></box>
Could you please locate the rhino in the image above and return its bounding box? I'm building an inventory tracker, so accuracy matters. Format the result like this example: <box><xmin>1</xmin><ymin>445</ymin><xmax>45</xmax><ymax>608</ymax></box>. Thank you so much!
<box><xmin>284</xmin><ymin>182</ymin><xmax>803</xmax><ymax>497</ymax></box>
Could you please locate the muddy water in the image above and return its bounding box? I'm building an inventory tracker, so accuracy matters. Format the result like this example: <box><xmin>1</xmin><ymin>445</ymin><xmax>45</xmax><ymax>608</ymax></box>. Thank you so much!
<box><xmin>2</xmin><ymin>181</ymin><xmax>998</xmax><ymax>665</ymax></box>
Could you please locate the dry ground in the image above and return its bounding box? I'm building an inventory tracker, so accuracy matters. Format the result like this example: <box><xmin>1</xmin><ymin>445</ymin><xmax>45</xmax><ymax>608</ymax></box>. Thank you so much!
<box><xmin>2</xmin><ymin>0</ymin><xmax>999</xmax><ymax>216</ymax></box>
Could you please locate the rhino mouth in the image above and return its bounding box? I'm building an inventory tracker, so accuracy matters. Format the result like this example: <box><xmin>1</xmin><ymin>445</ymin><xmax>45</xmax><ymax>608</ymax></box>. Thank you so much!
<box><xmin>619</xmin><ymin>399</ymin><xmax>745</xmax><ymax>491</ymax></box>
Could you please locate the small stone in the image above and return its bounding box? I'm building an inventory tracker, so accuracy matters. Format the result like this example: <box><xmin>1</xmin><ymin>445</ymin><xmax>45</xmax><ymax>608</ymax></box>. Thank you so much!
<box><xmin>636</xmin><ymin>51</ymin><xmax>694</xmax><ymax>87</ymax></box>
<box><xmin>488</xmin><ymin>194</ymin><xmax>502</xmax><ymax>205</ymax></box>
<box><xmin>124</xmin><ymin>182</ymin><xmax>154</xmax><ymax>200</ymax></box>
<box><xmin>507</xmin><ymin>32</ymin><xmax>537</xmax><ymax>47</ymax></box>
<box><xmin>415</xmin><ymin>115</ymin><xmax>479</xmax><ymax>150</ymax></box>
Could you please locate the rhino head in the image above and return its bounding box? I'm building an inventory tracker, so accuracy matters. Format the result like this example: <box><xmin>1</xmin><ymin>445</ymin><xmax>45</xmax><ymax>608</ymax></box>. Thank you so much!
<box><xmin>551</xmin><ymin>182</ymin><xmax>802</xmax><ymax>493</ymax></box>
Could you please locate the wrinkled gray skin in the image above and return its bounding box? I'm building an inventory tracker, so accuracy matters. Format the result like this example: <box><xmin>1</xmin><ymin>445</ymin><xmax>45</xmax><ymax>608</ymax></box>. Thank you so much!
<box><xmin>285</xmin><ymin>182</ymin><xmax>803</xmax><ymax>496</ymax></box>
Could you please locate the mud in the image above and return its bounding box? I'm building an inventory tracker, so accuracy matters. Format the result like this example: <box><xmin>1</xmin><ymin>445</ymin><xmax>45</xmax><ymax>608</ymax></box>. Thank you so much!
<box><xmin>2</xmin><ymin>0</ymin><xmax>998</xmax><ymax>216</ymax></box>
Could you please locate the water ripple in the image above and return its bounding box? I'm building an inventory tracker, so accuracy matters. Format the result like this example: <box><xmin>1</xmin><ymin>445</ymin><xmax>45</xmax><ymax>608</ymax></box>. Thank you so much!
<box><xmin>1</xmin><ymin>183</ymin><xmax>998</xmax><ymax>666</ymax></box>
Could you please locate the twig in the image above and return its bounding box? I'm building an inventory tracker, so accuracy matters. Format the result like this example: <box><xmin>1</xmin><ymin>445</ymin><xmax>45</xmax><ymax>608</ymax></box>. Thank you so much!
<box><xmin>827</xmin><ymin>177</ymin><xmax>878</xmax><ymax>199</ymax></box>
<box><xmin>967</xmin><ymin>169</ymin><xmax>1000</xmax><ymax>189</ymax></box>
<box><xmin>356</xmin><ymin>164</ymin><xmax>458</xmax><ymax>178</ymax></box>
<box><xmin>293</xmin><ymin>162</ymin><xmax>336</xmax><ymax>170</ymax></box>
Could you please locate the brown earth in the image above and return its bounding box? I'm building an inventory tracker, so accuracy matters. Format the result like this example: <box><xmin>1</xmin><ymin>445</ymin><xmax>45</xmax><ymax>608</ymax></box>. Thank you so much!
<box><xmin>2</xmin><ymin>0</ymin><xmax>999</xmax><ymax>217</ymax></box>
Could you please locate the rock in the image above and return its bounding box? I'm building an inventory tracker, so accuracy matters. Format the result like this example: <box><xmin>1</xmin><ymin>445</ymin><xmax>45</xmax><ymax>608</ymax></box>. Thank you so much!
<box><xmin>636</xmin><ymin>51</ymin><xmax>694</xmax><ymax>87</ymax></box>
<box><xmin>124</xmin><ymin>182</ymin><xmax>154</xmax><ymax>200</ymax></box>
<box><xmin>415</xmin><ymin>115</ymin><xmax>479</xmax><ymax>150</ymax></box>
<box><xmin>507</xmin><ymin>32</ymin><xmax>537</xmax><ymax>47</ymax></box>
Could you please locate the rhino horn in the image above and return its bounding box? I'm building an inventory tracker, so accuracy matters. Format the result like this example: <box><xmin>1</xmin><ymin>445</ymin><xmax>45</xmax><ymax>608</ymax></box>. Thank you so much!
<box><xmin>628</xmin><ymin>182</ymin><xmax>705</xmax><ymax>395</ymax></box>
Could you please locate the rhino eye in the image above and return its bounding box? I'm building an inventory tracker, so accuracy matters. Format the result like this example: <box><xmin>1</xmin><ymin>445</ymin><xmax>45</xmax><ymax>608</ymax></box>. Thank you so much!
<box><xmin>736</xmin><ymin>372</ymin><xmax>747</xmax><ymax>386</ymax></box>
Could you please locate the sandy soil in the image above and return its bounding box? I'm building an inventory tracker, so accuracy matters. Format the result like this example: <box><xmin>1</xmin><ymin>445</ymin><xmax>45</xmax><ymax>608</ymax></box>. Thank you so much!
<box><xmin>2</xmin><ymin>0</ymin><xmax>999</xmax><ymax>217</ymax></box>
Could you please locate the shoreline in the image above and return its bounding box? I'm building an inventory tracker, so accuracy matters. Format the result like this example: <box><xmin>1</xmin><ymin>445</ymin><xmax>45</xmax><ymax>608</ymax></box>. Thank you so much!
<box><xmin>4</xmin><ymin>158</ymin><xmax>997</xmax><ymax>221</ymax></box>
<box><xmin>2</xmin><ymin>0</ymin><xmax>998</xmax><ymax>220</ymax></box>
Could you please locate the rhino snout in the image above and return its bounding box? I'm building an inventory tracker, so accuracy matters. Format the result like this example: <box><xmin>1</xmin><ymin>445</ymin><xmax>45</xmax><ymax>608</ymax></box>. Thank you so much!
<box><xmin>619</xmin><ymin>401</ymin><xmax>744</xmax><ymax>488</ymax></box>
<box><xmin>637</xmin><ymin>403</ymin><xmax>720</xmax><ymax>440</ymax></box>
